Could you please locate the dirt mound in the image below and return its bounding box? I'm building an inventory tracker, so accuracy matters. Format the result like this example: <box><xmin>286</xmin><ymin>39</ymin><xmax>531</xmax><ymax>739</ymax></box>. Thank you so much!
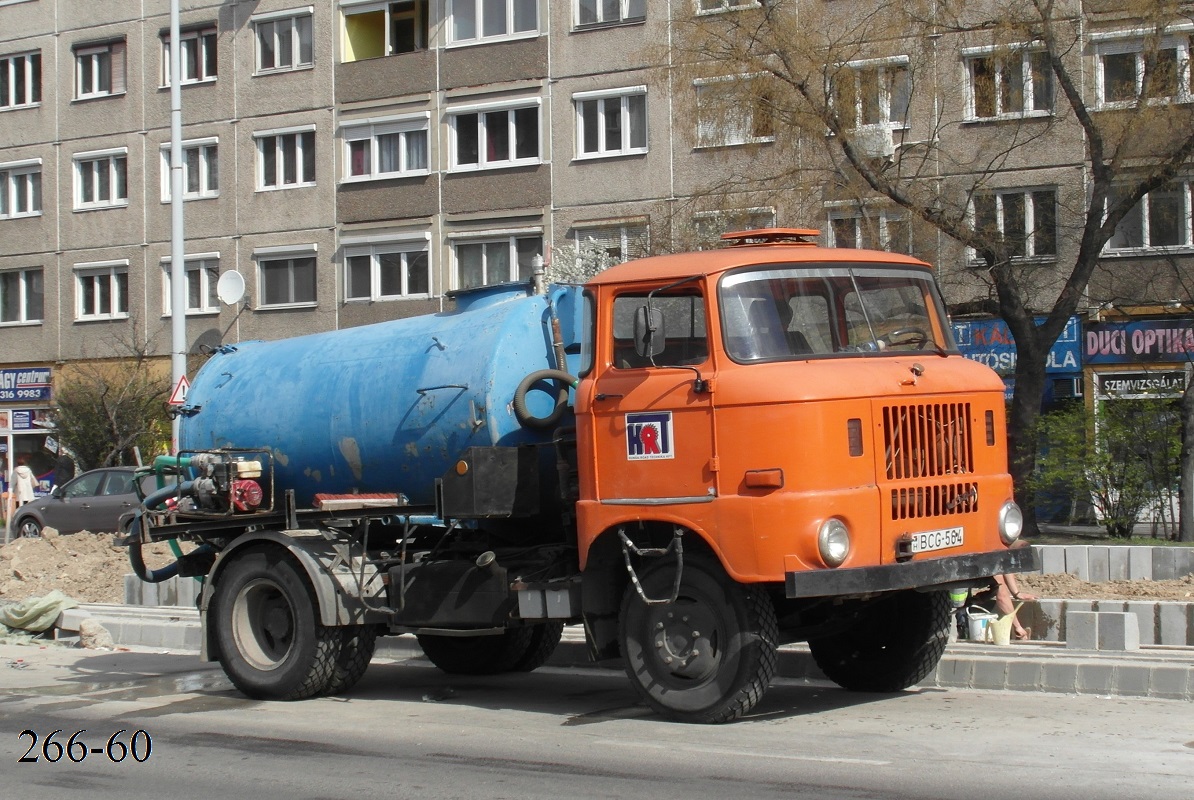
<box><xmin>1</xmin><ymin>529</ymin><xmax>179</xmax><ymax>605</ymax></box>
<box><xmin>1019</xmin><ymin>571</ymin><xmax>1194</xmax><ymax>601</ymax></box>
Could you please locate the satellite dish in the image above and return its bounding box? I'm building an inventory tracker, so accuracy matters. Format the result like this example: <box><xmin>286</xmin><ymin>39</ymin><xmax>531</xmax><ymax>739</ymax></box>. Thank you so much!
<box><xmin>216</xmin><ymin>270</ymin><xmax>246</xmax><ymax>305</ymax></box>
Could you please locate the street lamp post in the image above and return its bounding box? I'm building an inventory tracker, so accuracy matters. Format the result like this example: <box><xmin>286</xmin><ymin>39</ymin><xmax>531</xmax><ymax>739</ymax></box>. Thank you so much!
<box><xmin>168</xmin><ymin>0</ymin><xmax>187</xmax><ymax>452</ymax></box>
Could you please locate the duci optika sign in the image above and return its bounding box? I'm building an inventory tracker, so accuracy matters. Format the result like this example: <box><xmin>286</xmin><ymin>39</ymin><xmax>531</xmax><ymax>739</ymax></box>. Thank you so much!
<box><xmin>0</xmin><ymin>368</ymin><xmax>52</xmax><ymax>403</ymax></box>
<box><xmin>1085</xmin><ymin>320</ymin><xmax>1194</xmax><ymax>364</ymax></box>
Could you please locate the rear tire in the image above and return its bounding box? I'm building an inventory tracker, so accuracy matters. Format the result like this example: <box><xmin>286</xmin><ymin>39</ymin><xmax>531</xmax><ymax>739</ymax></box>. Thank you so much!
<box><xmin>808</xmin><ymin>589</ymin><xmax>950</xmax><ymax>692</ymax></box>
<box><xmin>324</xmin><ymin>625</ymin><xmax>378</xmax><ymax>696</ymax></box>
<box><xmin>212</xmin><ymin>549</ymin><xmax>338</xmax><ymax>700</ymax></box>
<box><xmin>619</xmin><ymin>554</ymin><xmax>778</xmax><ymax>723</ymax></box>
<box><xmin>417</xmin><ymin>622</ymin><xmax>562</xmax><ymax>675</ymax></box>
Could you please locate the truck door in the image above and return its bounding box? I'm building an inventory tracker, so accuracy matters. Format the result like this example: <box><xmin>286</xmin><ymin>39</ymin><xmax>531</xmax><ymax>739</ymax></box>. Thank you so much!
<box><xmin>589</xmin><ymin>290</ymin><xmax>716</xmax><ymax>504</ymax></box>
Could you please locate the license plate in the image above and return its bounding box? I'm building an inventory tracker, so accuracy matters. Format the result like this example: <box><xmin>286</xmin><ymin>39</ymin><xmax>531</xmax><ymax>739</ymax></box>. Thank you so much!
<box><xmin>908</xmin><ymin>526</ymin><xmax>964</xmax><ymax>554</ymax></box>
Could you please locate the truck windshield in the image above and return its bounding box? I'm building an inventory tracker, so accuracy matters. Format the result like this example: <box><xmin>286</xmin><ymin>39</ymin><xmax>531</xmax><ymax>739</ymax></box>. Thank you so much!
<box><xmin>719</xmin><ymin>263</ymin><xmax>957</xmax><ymax>361</ymax></box>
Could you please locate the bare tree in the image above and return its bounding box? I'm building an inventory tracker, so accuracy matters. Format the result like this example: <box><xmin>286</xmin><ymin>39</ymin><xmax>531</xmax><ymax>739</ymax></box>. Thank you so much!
<box><xmin>664</xmin><ymin>0</ymin><xmax>1194</xmax><ymax>529</ymax></box>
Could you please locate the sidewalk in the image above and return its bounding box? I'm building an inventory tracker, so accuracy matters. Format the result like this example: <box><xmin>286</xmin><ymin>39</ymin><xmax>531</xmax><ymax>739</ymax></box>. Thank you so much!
<box><xmin>41</xmin><ymin>604</ymin><xmax>1194</xmax><ymax>703</ymax></box>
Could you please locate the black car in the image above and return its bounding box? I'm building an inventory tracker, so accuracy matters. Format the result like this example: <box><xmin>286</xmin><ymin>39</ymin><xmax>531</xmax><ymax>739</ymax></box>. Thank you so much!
<box><xmin>11</xmin><ymin>467</ymin><xmax>155</xmax><ymax>537</ymax></box>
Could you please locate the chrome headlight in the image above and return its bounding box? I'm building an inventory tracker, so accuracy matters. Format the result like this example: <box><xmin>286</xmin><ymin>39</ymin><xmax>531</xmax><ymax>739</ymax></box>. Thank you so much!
<box><xmin>998</xmin><ymin>501</ymin><xmax>1023</xmax><ymax>545</ymax></box>
<box><xmin>818</xmin><ymin>518</ymin><xmax>851</xmax><ymax>567</ymax></box>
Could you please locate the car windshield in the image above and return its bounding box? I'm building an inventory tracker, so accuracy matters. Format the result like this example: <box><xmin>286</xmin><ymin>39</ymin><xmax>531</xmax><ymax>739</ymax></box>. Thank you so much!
<box><xmin>719</xmin><ymin>263</ymin><xmax>956</xmax><ymax>361</ymax></box>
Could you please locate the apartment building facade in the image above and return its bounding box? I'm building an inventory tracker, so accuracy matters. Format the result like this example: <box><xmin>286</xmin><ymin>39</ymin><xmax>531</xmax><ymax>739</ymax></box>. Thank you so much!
<box><xmin>2</xmin><ymin>0</ymin><xmax>1192</xmax><ymax>477</ymax></box>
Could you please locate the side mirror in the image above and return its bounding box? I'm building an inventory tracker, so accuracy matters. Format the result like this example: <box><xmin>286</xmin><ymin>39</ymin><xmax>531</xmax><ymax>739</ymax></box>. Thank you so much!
<box><xmin>633</xmin><ymin>305</ymin><xmax>666</xmax><ymax>359</ymax></box>
<box><xmin>51</xmin><ymin>485</ymin><xmax>64</xmax><ymax>498</ymax></box>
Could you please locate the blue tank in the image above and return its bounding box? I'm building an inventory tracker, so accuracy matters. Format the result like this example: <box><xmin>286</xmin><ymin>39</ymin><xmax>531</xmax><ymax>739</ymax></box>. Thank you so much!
<box><xmin>179</xmin><ymin>283</ymin><xmax>583</xmax><ymax>507</ymax></box>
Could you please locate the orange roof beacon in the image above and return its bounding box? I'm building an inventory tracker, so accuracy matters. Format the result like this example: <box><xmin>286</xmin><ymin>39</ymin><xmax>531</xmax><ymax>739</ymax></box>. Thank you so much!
<box><xmin>128</xmin><ymin>227</ymin><xmax>1034</xmax><ymax>724</ymax></box>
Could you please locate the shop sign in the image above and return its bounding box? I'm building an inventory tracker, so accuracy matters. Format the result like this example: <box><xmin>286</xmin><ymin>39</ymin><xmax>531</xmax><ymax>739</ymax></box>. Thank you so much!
<box><xmin>1085</xmin><ymin>319</ymin><xmax>1194</xmax><ymax>365</ymax></box>
<box><xmin>1095</xmin><ymin>370</ymin><xmax>1187</xmax><ymax>399</ymax></box>
<box><xmin>951</xmin><ymin>316</ymin><xmax>1081</xmax><ymax>377</ymax></box>
<box><xmin>0</xmin><ymin>367</ymin><xmax>52</xmax><ymax>402</ymax></box>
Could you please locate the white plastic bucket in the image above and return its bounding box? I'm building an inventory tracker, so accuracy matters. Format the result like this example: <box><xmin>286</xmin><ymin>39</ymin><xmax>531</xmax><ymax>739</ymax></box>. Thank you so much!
<box><xmin>966</xmin><ymin>606</ymin><xmax>997</xmax><ymax>642</ymax></box>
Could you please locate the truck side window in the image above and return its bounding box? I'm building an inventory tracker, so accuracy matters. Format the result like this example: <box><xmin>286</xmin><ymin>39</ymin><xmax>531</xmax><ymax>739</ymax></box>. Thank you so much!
<box><xmin>611</xmin><ymin>293</ymin><xmax>707</xmax><ymax>369</ymax></box>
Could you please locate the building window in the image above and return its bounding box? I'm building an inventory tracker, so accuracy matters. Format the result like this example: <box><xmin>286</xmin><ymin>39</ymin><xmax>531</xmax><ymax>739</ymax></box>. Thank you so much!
<box><xmin>254</xmin><ymin>10</ymin><xmax>314</xmax><ymax>73</ymax></box>
<box><xmin>0</xmin><ymin>267</ymin><xmax>43</xmax><ymax>324</ymax></box>
<box><xmin>163</xmin><ymin>26</ymin><xmax>217</xmax><ymax>85</ymax></box>
<box><xmin>973</xmin><ymin>188</ymin><xmax>1057</xmax><ymax>258</ymax></box>
<box><xmin>74</xmin><ymin>40</ymin><xmax>126</xmax><ymax>99</ymax></box>
<box><xmin>449</xmin><ymin>102</ymin><xmax>540</xmax><ymax>170</ymax></box>
<box><xmin>965</xmin><ymin>48</ymin><xmax>1053</xmax><ymax>119</ymax></box>
<box><xmin>697</xmin><ymin>0</ymin><xmax>758</xmax><ymax>12</ymax></box>
<box><xmin>576</xmin><ymin>0</ymin><xmax>645</xmax><ymax>27</ymax></box>
<box><xmin>834</xmin><ymin>58</ymin><xmax>910</xmax><ymax>130</ymax></box>
<box><xmin>256</xmin><ymin>127</ymin><xmax>316</xmax><ymax>189</ymax></box>
<box><xmin>1097</xmin><ymin>36</ymin><xmax>1192</xmax><ymax>107</ymax></box>
<box><xmin>574</xmin><ymin>87</ymin><xmax>647</xmax><ymax>159</ymax></box>
<box><xmin>0</xmin><ymin>160</ymin><xmax>41</xmax><ymax>219</ymax></box>
<box><xmin>342</xmin><ymin>116</ymin><xmax>429</xmax><ymax>180</ymax></box>
<box><xmin>454</xmin><ymin>234</ymin><xmax>542</xmax><ymax>289</ymax></box>
<box><xmin>695</xmin><ymin>77</ymin><xmax>774</xmax><ymax>148</ymax></box>
<box><xmin>345</xmin><ymin>244</ymin><xmax>430</xmax><ymax>300</ymax></box>
<box><xmin>449</xmin><ymin>0</ymin><xmax>537</xmax><ymax>45</ymax></box>
<box><xmin>343</xmin><ymin>1</ymin><xmax>429</xmax><ymax>61</ymax></box>
<box><xmin>258</xmin><ymin>251</ymin><xmax>317</xmax><ymax>306</ymax></box>
<box><xmin>1</xmin><ymin>51</ymin><xmax>41</xmax><ymax>108</ymax></box>
<box><xmin>573</xmin><ymin>222</ymin><xmax>648</xmax><ymax>263</ymax></box>
<box><xmin>1106</xmin><ymin>182</ymin><xmax>1192</xmax><ymax>251</ymax></box>
<box><xmin>74</xmin><ymin>149</ymin><xmax>128</xmax><ymax>210</ymax></box>
<box><xmin>162</xmin><ymin>256</ymin><xmax>220</xmax><ymax>316</ymax></box>
<box><xmin>827</xmin><ymin>208</ymin><xmax>911</xmax><ymax>254</ymax></box>
<box><xmin>75</xmin><ymin>261</ymin><xmax>129</xmax><ymax>320</ymax></box>
<box><xmin>694</xmin><ymin>207</ymin><xmax>775</xmax><ymax>248</ymax></box>
<box><xmin>161</xmin><ymin>139</ymin><xmax>219</xmax><ymax>201</ymax></box>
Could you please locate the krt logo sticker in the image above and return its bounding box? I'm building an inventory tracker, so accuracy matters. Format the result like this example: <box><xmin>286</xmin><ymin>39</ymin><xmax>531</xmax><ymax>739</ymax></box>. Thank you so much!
<box><xmin>626</xmin><ymin>412</ymin><xmax>674</xmax><ymax>460</ymax></box>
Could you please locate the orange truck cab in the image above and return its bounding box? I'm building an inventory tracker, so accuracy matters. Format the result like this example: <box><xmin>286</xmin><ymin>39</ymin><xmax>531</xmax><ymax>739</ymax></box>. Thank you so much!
<box><xmin>573</xmin><ymin>229</ymin><xmax>1035</xmax><ymax>721</ymax></box>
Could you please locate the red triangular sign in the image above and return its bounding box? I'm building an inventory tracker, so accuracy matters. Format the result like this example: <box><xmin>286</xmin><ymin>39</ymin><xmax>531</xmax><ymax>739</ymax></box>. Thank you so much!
<box><xmin>168</xmin><ymin>375</ymin><xmax>191</xmax><ymax>406</ymax></box>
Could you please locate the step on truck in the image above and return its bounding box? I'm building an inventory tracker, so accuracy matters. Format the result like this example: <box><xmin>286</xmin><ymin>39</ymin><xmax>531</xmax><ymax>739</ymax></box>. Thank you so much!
<box><xmin>127</xmin><ymin>228</ymin><xmax>1036</xmax><ymax>723</ymax></box>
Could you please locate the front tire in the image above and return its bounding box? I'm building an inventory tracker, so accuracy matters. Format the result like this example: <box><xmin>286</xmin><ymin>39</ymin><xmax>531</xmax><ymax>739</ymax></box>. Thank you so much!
<box><xmin>808</xmin><ymin>589</ymin><xmax>950</xmax><ymax>692</ymax></box>
<box><xmin>16</xmin><ymin>517</ymin><xmax>42</xmax><ymax>538</ymax></box>
<box><xmin>619</xmin><ymin>555</ymin><xmax>778</xmax><ymax>723</ymax></box>
<box><xmin>212</xmin><ymin>549</ymin><xmax>339</xmax><ymax>700</ymax></box>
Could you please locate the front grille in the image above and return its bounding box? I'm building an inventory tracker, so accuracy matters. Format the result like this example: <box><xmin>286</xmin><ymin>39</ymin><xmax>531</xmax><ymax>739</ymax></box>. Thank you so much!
<box><xmin>890</xmin><ymin>481</ymin><xmax>979</xmax><ymax>520</ymax></box>
<box><xmin>882</xmin><ymin>402</ymin><xmax>974</xmax><ymax>480</ymax></box>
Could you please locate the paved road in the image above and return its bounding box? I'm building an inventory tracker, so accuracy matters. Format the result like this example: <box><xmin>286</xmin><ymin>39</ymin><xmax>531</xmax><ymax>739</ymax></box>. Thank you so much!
<box><xmin>2</xmin><ymin>644</ymin><xmax>1192</xmax><ymax>799</ymax></box>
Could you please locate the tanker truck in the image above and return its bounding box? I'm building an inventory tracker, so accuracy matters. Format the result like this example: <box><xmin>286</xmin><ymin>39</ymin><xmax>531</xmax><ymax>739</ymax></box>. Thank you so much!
<box><xmin>126</xmin><ymin>228</ymin><xmax>1035</xmax><ymax>723</ymax></box>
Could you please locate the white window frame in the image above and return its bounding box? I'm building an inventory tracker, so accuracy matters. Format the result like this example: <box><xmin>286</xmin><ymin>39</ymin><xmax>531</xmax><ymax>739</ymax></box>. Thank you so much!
<box><xmin>344</xmin><ymin>238</ymin><xmax>432</xmax><ymax>301</ymax></box>
<box><xmin>1095</xmin><ymin>33</ymin><xmax>1193</xmax><ymax>109</ymax></box>
<box><xmin>447</xmin><ymin>0</ymin><xmax>538</xmax><ymax>47</ymax></box>
<box><xmin>574</xmin><ymin>86</ymin><xmax>648</xmax><ymax>160</ymax></box>
<box><xmin>74</xmin><ymin>41</ymin><xmax>125</xmax><ymax>100</ymax></box>
<box><xmin>826</xmin><ymin>205</ymin><xmax>911</xmax><ymax>253</ymax></box>
<box><xmin>74</xmin><ymin>260</ymin><xmax>130</xmax><ymax>321</ymax></box>
<box><xmin>1</xmin><ymin>51</ymin><xmax>40</xmax><ymax>109</ymax></box>
<box><xmin>252</xmin><ymin>7</ymin><xmax>314</xmax><ymax>74</ymax></box>
<box><xmin>162</xmin><ymin>254</ymin><xmax>221</xmax><ymax>316</ymax></box>
<box><xmin>451</xmin><ymin>230</ymin><xmax>543</xmax><ymax>290</ymax></box>
<box><xmin>833</xmin><ymin>55</ymin><xmax>911</xmax><ymax>132</ymax></box>
<box><xmin>572</xmin><ymin>221</ymin><xmax>649</xmax><ymax>263</ymax></box>
<box><xmin>341</xmin><ymin>114</ymin><xmax>430</xmax><ymax>182</ymax></box>
<box><xmin>575</xmin><ymin>0</ymin><xmax>645</xmax><ymax>27</ymax></box>
<box><xmin>162</xmin><ymin>26</ymin><xmax>218</xmax><ymax>86</ymax></box>
<box><xmin>448</xmin><ymin>99</ymin><xmax>541</xmax><ymax>171</ymax></box>
<box><xmin>962</xmin><ymin>44</ymin><xmax>1053</xmax><ymax>121</ymax></box>
<box><xmin>1104</xmin><ymin>181</ymin><xmax>1194</xmax><ymax>254</ymax></box>
<box><xmin>255</xmin><ymin>126</ymin><xmax>317</xmax><ymax>190</ymax></box>
<box><xmin>255</xmin><ymin>244</ymin><xmax>318</xmax><ymax>308</ymax></box>
<box><xmin>160</xmin><ymin>138</ymin><xmax>219</xmax><ymax>202</ymax></box>
<box><xmin>696</xmin><ymin>0</ymin><xmax>759</xmax><ymax>14</ymax></box>
<box><xmin>694</xmin><ymin>74</ymin><xmax>775</xmax><ymax>148</ymax></box>
<box><xmin>0</xmin><ymin>266</ymin><xmax>43</xmax><ymax>325</ymax></box>
<box><xmin>970</xmin><ymin>187</ymin><xmax>1059</xmax><ymax>261</ymax></box>
<box><xmin>0</xmin><ymin>159</ymin><xmax>42</xmax><ymax>219</ymax></box>
<box><xmin>693</xmin><ymin>207</ymin><xmax>776</xmax><ymax>247</ymax></box>
<box><xmin>73</xmin><ymin>148</ymin><xmax>129</xmax><ymax>210</ymax></box>
<box><xmin>341</xmin><ymin>0</ymin><xmax>429</xmax><ymax>62</ymax></box>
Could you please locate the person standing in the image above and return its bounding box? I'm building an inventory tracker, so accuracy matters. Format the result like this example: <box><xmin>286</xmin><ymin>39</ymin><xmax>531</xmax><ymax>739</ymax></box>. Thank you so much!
<box><xmin>11</xmin><ymin>454</ymin><xmax>36</xmax><ymax>507</ymax></box>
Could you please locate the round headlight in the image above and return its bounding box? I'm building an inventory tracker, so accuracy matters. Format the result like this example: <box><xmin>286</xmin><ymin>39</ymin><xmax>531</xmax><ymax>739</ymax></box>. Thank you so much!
<box><xmin>818</xmin><ymin>518</ymin><xmax>851</xmax><ymax>567</ymax></box>
<box><xmin>998</xmin><ymin>501</ymin><xmax>1023</xmax><ymax>545</ymax></box>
